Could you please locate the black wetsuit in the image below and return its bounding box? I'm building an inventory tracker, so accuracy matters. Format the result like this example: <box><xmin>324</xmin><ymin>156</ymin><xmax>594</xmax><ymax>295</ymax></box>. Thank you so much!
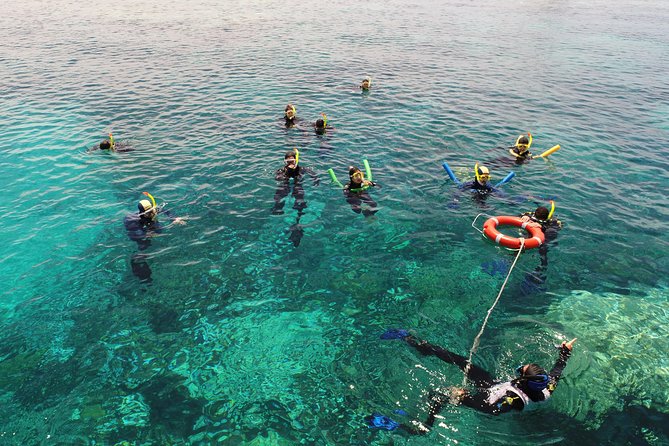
<box><xmin>272</xmin><ymin>165</ymin><xmax>319</xmax><ymax>247</ymax></box>
<box><xmin>401</xmin><ymin>336</ymin><xmax>572</xmax><ymax>432</ymax></box>
<box><xmin>460</xmin><ymin>179</ymin><xmax>496</xmax><ymax>194</ymax></box>
<box><xmin>91</xmin><ymin>143</ymin><xmax>134</xmax><ymax>153</ymax></box>
<box><xmin>272</xmin><ymin>165</ymin><xmax>319</xmax><ymax>215</ymax></box>
<box><xmin>124</xmin><ymin>209</ymin><xmax>177</xmax><ymax>282</ymax></box>
<box><xmin>510</xmin><ymin>147</ymin><xmax>532</xmax><ymax>164</ymax></box>
<box><xmin>344</xmin><ymin>181</ymin><xmax>378</xmax><ymax>217</ymax></box>
<box><xmin>520</xmin><ymin>213</ymin><xmax>562</xmax><ymax>287</ymax></box>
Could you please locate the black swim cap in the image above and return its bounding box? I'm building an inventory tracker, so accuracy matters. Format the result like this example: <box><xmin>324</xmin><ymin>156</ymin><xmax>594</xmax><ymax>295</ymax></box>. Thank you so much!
<box><xmin>316</xmin><ymin>119</ymin><xmax>325</xmax><ymax>128</ymax></box>
<box><xmin>518</xmin><ymin>136</ymin><xmax>529</xmax><ymax>145</ymax></box>
<box><xmin>100</xmin><ymin>140</ymin><xmax>111</xmax><ymax>150</ymax></box>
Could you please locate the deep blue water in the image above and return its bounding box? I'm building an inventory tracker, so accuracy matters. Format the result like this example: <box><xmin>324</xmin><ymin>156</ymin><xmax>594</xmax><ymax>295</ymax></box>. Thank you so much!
<box><xmin>1</xmin><ymin>0</ymin><xmax>668</xmax><ymax>444</ymax></box>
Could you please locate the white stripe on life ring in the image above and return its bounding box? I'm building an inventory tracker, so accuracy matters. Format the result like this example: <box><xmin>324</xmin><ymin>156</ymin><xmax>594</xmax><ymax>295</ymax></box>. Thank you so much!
<box><xmin>533</xmin><ymin>236</ymin><xmax>543</xmax><ymax>245</ymax></box>
<box><xmin>492</xmin><ymin>217</ymin><xmax>499</xmax><ymax>226</ymax></box>
<box><xmin>495</xmin><ymin>234</ymin><xmax>503</xmax><ymax>244</ymax></box>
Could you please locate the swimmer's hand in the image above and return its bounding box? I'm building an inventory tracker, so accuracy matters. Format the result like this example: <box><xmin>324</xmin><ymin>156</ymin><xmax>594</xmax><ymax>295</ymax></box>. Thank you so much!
<box><xmin>520</xmin><ymin>215</ymin><xmax>531</xmax><ymax>223</ymax></box>
<box><xmin>448</xmin><ymin>387</ymin><xmax>466</xmax><ymax>405</ymax></box>
<box><xmin>561</xmin><ymin>338</ymin><xmax>577</xmax><ymax>351</ymax></box>
<box><xmin>172</xmin><ymin>217</ymin><xmax>187</xmax><ymax>226</ymax></box>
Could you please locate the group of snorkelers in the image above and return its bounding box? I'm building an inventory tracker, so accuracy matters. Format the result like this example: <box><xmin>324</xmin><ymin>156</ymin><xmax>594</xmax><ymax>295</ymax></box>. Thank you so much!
<box><xmin>276</xmin><ymin>87</ymin><xmax>575</xmax><ymax>435</ymax></box>
<box><xmin>365</xmin><ymin>134</ymin><xmax>568</xmax><ymax>432</ymax></box>
<box><xmin>94</xmin><ymin>76</ymin><xmax>574</xmax><ymax>435</ymax></box>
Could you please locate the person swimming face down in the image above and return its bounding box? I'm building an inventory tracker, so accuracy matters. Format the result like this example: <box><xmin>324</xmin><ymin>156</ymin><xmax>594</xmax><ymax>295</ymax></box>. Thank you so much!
<box><xmin>515</xmin><ymin>363</ymin><xmax>550</xmax><ymax>392</ymax></box>
<box><xmin>533</xmin><ymin>206</ymin><xmax>550</xmax><ymax>221</ymax></box>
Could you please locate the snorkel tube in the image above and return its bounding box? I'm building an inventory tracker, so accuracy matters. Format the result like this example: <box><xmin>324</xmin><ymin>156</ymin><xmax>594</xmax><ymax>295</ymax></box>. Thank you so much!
<box><xmin>442</xmin><ymin>161</ymin><xmax>462</xmax><ymax>185</ymax></box>
<box><xmin>142</xmin><ymin>191</ymin><xmax>157</xmax><ymax>211</ymax></box>
<box><xmin>109</xmin><ymin>132</ymin><xmax>115</xmax><ymax>150</ymax></box>
<box><xmin>547</xmin><ymin>200</ymin><xmax>556</xmax><ymax>219</ymax></box>
<box><xmin>321</xmin><ymin>113</ymin><xmax>328</xmax><ymax>128</ymax></box>
<box><xmin>294</xmin><ymin>148</ymin><xmax>300</xmax><ymax>166</ymax></box>
<box><xmin>474</xmin><ymin>162</ymin><xmax>481</xmax><ymax>183</ymax></box>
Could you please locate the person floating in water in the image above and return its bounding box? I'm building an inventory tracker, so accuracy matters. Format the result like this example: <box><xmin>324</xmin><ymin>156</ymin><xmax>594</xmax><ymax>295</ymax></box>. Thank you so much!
<box><xmin>366</xmin><ymin>330</ymin><xmax>576</xmax><ymax>433</ymax></box>
<box><xmin>90</xmin><ymin>132</ymin><xmax>134</xmax><ymax>153</ymax></box>
<box><xmin>271</xmin><ymin>149</ymin><xmax>319</xmax><ymax>247</ymax></box>
<box><xmin>124</xmin><ymin>192</ymin><xmax>186</xmax><ymax>282</ymax></box>
<box><xmin>450</xmin><ymin>163</ymin><xmax>511</xmax><ymax>207</ymax></box>
<box><xmin>519</xmin><ymin>202</ymin><xmax>563</xmax><ymax>292</ymax></box>
<box><xmin>509</xmin><ymin>133</ymin><xmax>533</xmax><ymax>163</ymax></box>
<box><xmin>314</xmin><ymin>113</ymin><xmax>334</xmax><ymax>135</ymax></box>
<box><xmin>284</xmin><ymin>103</ymin><xmax>298</xmax><ymax>128</ymax></box>
<box><xmin>507</xmin><ymin>133</ymin><xmax>561</xmax><ymax>164</ymax></box>
<box><xmin>360</xmin><ymin>76</ymin><xmax>372</xmax><ymax>91</ymax></box>
<box><xmin>460</xmin><ymin>164</ymin><xmax>494</xmax><ymax>193</ymax></box>
<box><xmin>344</xmin><ymin>165</ymin><xmax>379</xmax><ymax>217</ymax></box>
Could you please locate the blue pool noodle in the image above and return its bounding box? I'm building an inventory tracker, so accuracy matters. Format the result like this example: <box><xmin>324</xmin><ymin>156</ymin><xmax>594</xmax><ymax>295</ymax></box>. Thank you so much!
<box><xmin>494</xmin><ymin>171</ymin><xmax>515</xmax><ymax>188</ymax></box>
<box><xmin>442</xmin><ymin>161</ymin><xmax>461</xmax><ymax>185</ymax></box>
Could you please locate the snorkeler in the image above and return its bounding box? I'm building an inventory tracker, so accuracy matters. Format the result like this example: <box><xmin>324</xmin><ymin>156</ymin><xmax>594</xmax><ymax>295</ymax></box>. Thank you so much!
<box><xmin>314</xmin><ymin>113</ymin><xmax>334</xmax><ymax>135</ymax></box>
<box><xmin>90</xmin><ymin>132</ymin><xmax>134</xmax><ymax>153</ymax></box>
<box><xmin>460</xmin><ymin>164</ymin><xmax>495</xmax><ymax>193</ymax></box>
<box><xmin>509</xmin><ymin>133</ymin><xmax>533</xmax><ymax>163</ymax></box>
<box><xmin>124</xmin><ymin>192</ymin><xmax>186</xmax><ymax>282</ymax></box>
<box><xmin>343</xmin><ymin>165</ymin><xmax>379</xmax><ymax>217</ymax></box>
<box><xmin>271</xmin><ymin>149</ymin><xmax>320</xmax><ymax>247</ymax></box>
<box><xmin>284</xmin><ymin>104</ymin><xmax>298</xmax><ymax>128</ymax></box>
<box><xmin>519</xmin><ymin>203</ymin><xmax>563</xmax><ymax>291</ymax></box>
<box><xmin>366</xmin><ymin>331</ymin><xmax>576</xmax><ymax>433</ymax></box>
<box><xmin>508</xmin><ymin>133</ymin><xmax>561</xmax><ymax>164</ymax></box>
<box><xmin>360</xmin><ymin>76</ymin><xmax>372</xmax><ymax>91</ymax></box>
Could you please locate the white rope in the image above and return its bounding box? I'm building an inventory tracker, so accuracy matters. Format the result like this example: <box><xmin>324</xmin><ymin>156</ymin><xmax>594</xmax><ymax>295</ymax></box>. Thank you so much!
<box><xmin>462</xmin><ymin>239</ymin><xmax>525</xmax><ymax>387</ymax></box>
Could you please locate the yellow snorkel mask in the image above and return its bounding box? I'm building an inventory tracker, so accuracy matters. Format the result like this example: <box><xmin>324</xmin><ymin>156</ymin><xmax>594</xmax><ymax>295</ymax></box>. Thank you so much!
<box><xmin>514</xmin><ymin>132</ymin><xmax>533</xmax><ymax>152</ymax></box>
<box><xmin>474</xmin><ymin>163</ymin><xmax>490</xmax><ymax>183</ymax></box>
<box><xmin>547</xmin><ymin>200</ymin><xmax>555</xmax><ymax>219</ymax></box>
<box><xmin>285</xmin><ymin>105</ymin><xmax>296</xmax><ymax>119</ymax></box>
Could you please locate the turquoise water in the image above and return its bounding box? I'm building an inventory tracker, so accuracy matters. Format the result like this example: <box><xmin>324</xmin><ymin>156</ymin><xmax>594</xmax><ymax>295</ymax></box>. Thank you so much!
<box><xmin>1</xmin><ymin>0</ymin><xmax>668</xmax><ymax>444</ymax></box>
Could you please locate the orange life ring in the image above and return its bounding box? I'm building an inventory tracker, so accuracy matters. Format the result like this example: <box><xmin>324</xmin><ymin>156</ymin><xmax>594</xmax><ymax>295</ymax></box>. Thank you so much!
<box><xmin>483</xmin><ymin>216</ymin><xmax>545</xmax><ymax>250</ymax></box>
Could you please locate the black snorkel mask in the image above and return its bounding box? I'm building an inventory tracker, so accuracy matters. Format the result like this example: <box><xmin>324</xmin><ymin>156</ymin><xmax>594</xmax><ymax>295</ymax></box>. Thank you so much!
<box><xmin>515</xmin><ymin>366</ymin><xmax>549</xmax><ymax>391</ymax></box>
